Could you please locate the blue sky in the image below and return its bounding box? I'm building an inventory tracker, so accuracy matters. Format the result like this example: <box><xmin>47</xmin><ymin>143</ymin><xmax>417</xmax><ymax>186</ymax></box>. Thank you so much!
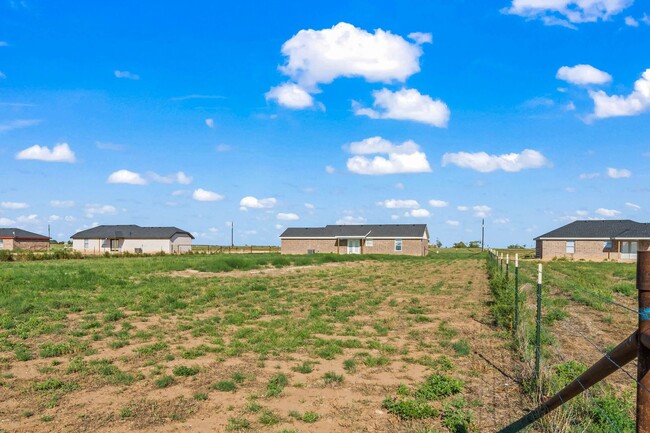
<box><xmin>1</xmin><ymin>0</ymin><xmax>649</xmax><ymax>246</ymax></box>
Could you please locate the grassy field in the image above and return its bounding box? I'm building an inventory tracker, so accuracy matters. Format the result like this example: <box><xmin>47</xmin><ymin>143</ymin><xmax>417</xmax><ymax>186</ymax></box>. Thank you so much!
<box><xmin>0</xmin><ymin>250</ymin><xmax>528</xmax><ymax>432</ymax></box>
<box><xmin>0</xmin><ymin>249</ymin><xmax>641</xmax><ymax>432</ymax></box>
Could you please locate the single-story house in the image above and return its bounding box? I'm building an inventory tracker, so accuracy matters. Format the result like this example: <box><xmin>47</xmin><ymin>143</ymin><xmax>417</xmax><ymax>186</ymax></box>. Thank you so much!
<box><xmin>71</xmin><ymin>225</ymin><xmax>194</xmax><ymax>254</ymax></box>
<box><xmin>0</xmin><ymin>228</ymin><xmax>50</xmax><ymax>251</ymax></box>
<box><xmin>280</xmin><ymin>224</ymin><xmax>429</xmax><ymax>256</ymax></box>
<box><xmin>534</xmin><ymin>219</ymin><xmax>650</xmax><ymax>261</ymax></box>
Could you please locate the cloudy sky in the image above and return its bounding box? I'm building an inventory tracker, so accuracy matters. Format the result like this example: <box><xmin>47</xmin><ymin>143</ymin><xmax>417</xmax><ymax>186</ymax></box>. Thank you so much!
<box><xmin>1</xmin><ymin>1</ymin><xmax>649</xmax><ymax>246</ymax></box>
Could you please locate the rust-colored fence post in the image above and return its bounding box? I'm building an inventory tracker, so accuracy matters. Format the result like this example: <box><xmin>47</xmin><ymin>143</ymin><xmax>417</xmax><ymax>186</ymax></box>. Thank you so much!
<box><xmin>638</xmin><ymin>251</ymin><xmax>650</xmax><ymax>432</ymax></box>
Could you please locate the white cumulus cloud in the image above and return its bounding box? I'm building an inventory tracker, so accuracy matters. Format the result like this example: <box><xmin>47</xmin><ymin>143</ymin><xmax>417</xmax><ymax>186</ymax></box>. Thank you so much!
<box><xmin>353</xmin><ymin>88</ymin><xmax>450</xmax><ymax>127</ymax></box>
<box><xmin>606</xmin><ymin>167</ymin><xmax>632</xmax><ymax>178</ymax></box>
<box><xmin>595</xmin><ymin>207</ymin><xmax>621</xmax><ymax>217</ymax></box>
<box><xmin>1</xmin><ymin>201</ymin><xmax>28</xmax><ymax>209</ymax></box>
<box><xmin>442</xmin><ymin>149</ymin><xmax>549</xmax><ymax>173</ymax></box>
<box><xmin>50</xmin><ymin>200</ymin><xmax>75</xmax><ymax>208</ymax></box>
<box><xmin>345</xmin><ymin>136</ymin><xmax>431</xmax><ymax>175</ymax></box>
<box><xmin>625</xmin><ymin>16</ymin><xmax>639</xmax><ymax>26</ymax></box>
<box><xmin>240</xmin><ymin>196</ymin><xmax>277</xmax><ymax>210</ymax></box>
<box><xmin>377</xmin><ymin>199</ymin><xmax>420</xmax><ymax>209</ymax></box>
<box><xmin>84</xmin><ymin>204</ymin><xmax>117</xmax><ymax>218</ymax></box>
<box><xmin>405</xmin><ymin>209</ymin><xmax>430</xmax><ymax>218</ymax></box>
<box><xmin>473</xmin><ymin>205</ymin><xmax>492</xmax><ymax>218</ymax></box>
<box><xmin>16</xmin><ymin>142</ymin><xmax>76</xmax><ymax>163</ymax></box>
<box><xmin>336</xmin><ymin>215</ymin><xmax>367</xmax><ymax>225</ymax></box>
<box><xmin>325</xmin><ymin>165</ymin><xmax>336</xmax><ymax>174</ymax></box>
<box><xmin>589</xmin><ymin>69</ymin><xmax>650</xmax><ymax>119</ymax></box>
<box><xmin>556</xmin><ymin>64</ymin><xmax>612</xmax><ymax>85</ymax></box>
<box><xmin>107</xmin><ymin>169</ymin><xmax>148</xmax><ymax>185</ymax></box>
<box><xmin>148</xmin><ymin>171</ymin><xmax>193</xmax><ymax>185</ymax></box>
<box><xmin>446</xmin><ymin>220</ymin><xmax>460</xmax><ymax>226</ymax></box>
<box><xmin>626</xmin><ymin>202</ymin><xmax>641</xmax><ymax>210</ymax></box>
<box><xmin>277</xmin><ymin>212</ymin><xmax>300</xmax><ymax>221</ymax></box>
<box><xmin>192</xmin><ymin>188</ymin><xmax>224</xmax><ymax>202</ymax></box>
<box><xmin>205</xmin><ymin>118</ymin><xmax>215</xmax><ymax>128</ymax></box>
<box><xmin>502</xmin><ymin>0</ymin><xmax>633</xmax><ymax>28</ymax></box>
<box><xmin>278</xmin><ymin>22</ymin><xmax>428</xmax><ymax>89</ymax></box>
<box><xmin>114</xmin><ymin>70</ymin><xmax>140</xmax><ymax>80</ymax></box>
<box><xmin>0</xmin><ymin>217</ymin><xmax>15</xmax><ymax>225</ymax></box>
<box><xmin>265</xmin><ymin>83</ymin><xmax>314</xmax><ymax>109</ymax></box>
<box><xmin>457</xmin><ymin>206</ymin><xmax>469</xmax><ymax>211</ymax></box>
<box><xmin>429</xmin><ymin>199</ymin><xmax>448</xmax><ymax>208</ymax></box>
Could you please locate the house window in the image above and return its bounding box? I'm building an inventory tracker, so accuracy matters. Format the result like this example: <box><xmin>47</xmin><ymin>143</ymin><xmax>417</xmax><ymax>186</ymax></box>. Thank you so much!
<box><xmin>109</xmin><ymin>239</ymin><xmax>119</xmax><ymax>251</ymax></box>
<box><xmin>603</xmin><ymin>240</ymin><xmax>612</xmax><ymax>250</ymax></box>
<box><xmin>566</xmin><ymin>240</ymin><xmax>575</xmax><ymax>254</ymax></box>
<box><xmin>0</xmin><ymin>239</ymin><xmax>4</xmax><ymax>248</ymax></box>
<box><xmin>395</xmin><ymin>239</ymin><xmax>403</xmax><ymax>251</ymax></box>
<box><xmin>366</xmin><ymin>239</ymin><xmax>374</xmax><ymax>247</ymax></box>
<box><xmin>84</xmin><ymin>239</ymin><xmax>89</xmax><ymax>249</ymax></box>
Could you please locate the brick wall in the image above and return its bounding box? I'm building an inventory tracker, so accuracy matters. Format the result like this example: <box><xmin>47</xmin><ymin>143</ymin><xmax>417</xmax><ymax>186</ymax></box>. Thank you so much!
<box><xmin>0</xmin><ymin>239</ymin><xmax>14</xmax><ymax>250</ymax></box>
<box><xmin>540</xmin><ymin>239</ymin><xmax>618</xmax><ymax>261</ymax></box>
<box><xmin>12</xmin><ymin>239</ymin><xmax>49</xmax><ymax>251</ymax></box>
<box><xmin>281</xmin><ymin>238</ymin><xmax>427</xmax><ymax>256</ymax></box>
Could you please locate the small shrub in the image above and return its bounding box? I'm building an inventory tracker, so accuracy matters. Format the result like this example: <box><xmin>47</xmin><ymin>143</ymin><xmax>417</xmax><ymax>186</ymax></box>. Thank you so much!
<box><xmin>323</xmin><ymin>371</ymin><xmax>344</xmax><ymax>385</ymax></box>
<box><xmin>382</xmin><ymin>397</ymin><xmax>438</xmax><ymax>419</ymax></box>
<box><xmin>173</xmin><ymin>365</ymin><xmax>199</xmax><ymax>377</ymax></box>
<box><xmin>154</xmin><ymin>375</ymin><xmax>174</xmax><ymax>388</ymax></box>
<box><xmin>442</xmin><ymin>398</ymin><xmax>473</xmax><ymax>433</ymax></box>
<box><xmin>212</xmin><ymin>380</ymin><xmax>237</xmax><ymax>392</ymax></box>
<box><xmin>343</xmin><ymin>359</ymin><xmax>357</xmax><ymax>373</ymax></box>
<box><xmin>266</xmin><ymin>373</ymin><xmax>288</xmax><ymax>397</ymax></box>
<box><xmin>193</xmin><ymin>392</ymin><xmax>208</xmax><ymax>401</ymax></box>
<box><xmin>415</xmin><ymin>374</ymin><xmax>464</xmax><ymax>400</ymax></box>
<box><xmin>226</xmin><ymin>417</ymin><xmax>251</xmax><ymax>431</ymax></box>
<box><xmin>259</xmin><ymin>409</ymin><xmax>281</xmax><ymax>425</ymax></box>
<box><xmin>292</xmin><ymin>361</ymin><xmax>314</xmax><ymax>374</ymax></box>
<box><xmin>302</xmin><ymin>411</ymin><xmax>320</xmax><ymax>423</ymax></box>
<box><xmin>452</xmin><ymin>340</ymin><xmax>470</xmax><ymax>356</ymax></box>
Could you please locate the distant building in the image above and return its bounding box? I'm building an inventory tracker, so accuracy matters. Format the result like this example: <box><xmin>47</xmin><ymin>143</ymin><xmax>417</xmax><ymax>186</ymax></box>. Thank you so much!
<box><xmin>534</xmin><ymin>220</ymin><xmax>650</xmax><ymax>261</ymax></box>
<box><xmin>280</xmin><ymin>224</ymin><xmax>429</xmax><ymax>256</ymax></box>
<box><xmin>71</xmin><ymin>225</ymin><xmax>194</xmax><ymax>254</ymax></box>
<box><xmin>0</xmin><ymin>228</ymin><xmax>50</xmax><ymax>251</ymax></box>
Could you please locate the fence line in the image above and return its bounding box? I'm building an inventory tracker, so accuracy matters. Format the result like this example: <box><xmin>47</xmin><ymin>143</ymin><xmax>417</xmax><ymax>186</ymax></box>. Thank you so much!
<box><xmin>487</xmin><ymin>248</ymin><xmax>650</xmax><ymax>432</ymax></box>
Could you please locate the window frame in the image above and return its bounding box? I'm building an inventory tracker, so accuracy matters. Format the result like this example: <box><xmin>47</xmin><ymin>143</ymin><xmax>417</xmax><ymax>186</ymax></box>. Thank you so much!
<box><xmin>109</xmin><ymin>239</ymin><xmax>119</xmax><ymax>252</ymax></box>
<box><xmin>394</xmin><ymin>239</ymin><xmax>403</xmax><ymax>252</ymax></box>
<box><xmin>0</xmin><ymin>239</ymin><xmax>4</xmax><ymax>248</ymax></box>
<box><xmin>366</xmin><ymin>238</ymin><xmax>373</xmax><ymax>247</ymax></box>
<box><xmin>566</xmin><ymin>240</ymin><xmax>575</xmax><ymax>254</ymax></box>
<box><xmin>83</xmin><ymin>239</ymin><xmax>89</xmax><ymax>249</ymax></box>
<box><xmin>603</xmin><ymin>240</ymin><xmax>612</xmax><ymax>250</ymax></box>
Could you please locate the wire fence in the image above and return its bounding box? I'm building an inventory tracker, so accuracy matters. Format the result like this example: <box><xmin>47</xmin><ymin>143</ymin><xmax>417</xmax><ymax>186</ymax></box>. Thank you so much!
<box><xmin>488</xmin><ymin>249</ymin><xmax>643</xmax><ymax>432</ymax></box>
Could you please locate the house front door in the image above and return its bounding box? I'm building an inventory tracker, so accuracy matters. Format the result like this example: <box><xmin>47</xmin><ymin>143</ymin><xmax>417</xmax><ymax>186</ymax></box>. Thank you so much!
<box><xmin>347</xmin><ymin>239</ymin><xmax>360</xmax><ymax>254</ymax></box>
<box><xmin>621</xmin><ymin>241</ymin><xmax>638</xmax><ymax>260</ymax></box>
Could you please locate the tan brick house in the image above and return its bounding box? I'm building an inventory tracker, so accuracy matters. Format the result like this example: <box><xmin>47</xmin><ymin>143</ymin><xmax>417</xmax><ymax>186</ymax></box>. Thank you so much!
<box><xmin>534</xmin><ymin>220</ymin><xmax>650</xmax><ymax>262</ymax></box>
<box><xmin>0</xmin><ymin>228</ymin><xmax>50</xmax><ymax>251</ymax></box>
<box><xmin>280</xmin><ymin>224</ymin><xmax>429</xmax><ymax>256</ymax></box>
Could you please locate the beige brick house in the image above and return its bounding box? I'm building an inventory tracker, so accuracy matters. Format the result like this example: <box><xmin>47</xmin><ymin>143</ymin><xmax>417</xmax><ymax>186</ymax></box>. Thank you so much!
<box><xmin>71</xmin><ymin>225</ymin><xmax>194</xmax><ymax>254</ymax></box>
<box><xmin>0</xmin><ymin>228</ymin><xmax>50</xmax><ymax>251</ymax></box>
<box><xmin>280</xmin><ymin>224</ymin><xmax>429</xmax><ymax>256</ymax></box>
<box><xmin>535</xmin><ymin>220</ymin><xmax>650</xmax><ymax>262</ymax></box>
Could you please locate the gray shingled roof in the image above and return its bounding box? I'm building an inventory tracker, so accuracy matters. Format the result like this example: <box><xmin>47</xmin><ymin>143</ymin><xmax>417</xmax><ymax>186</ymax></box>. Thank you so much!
<box><xmin>280</xmin><ymin>224</ymin><xmax>428</xmax><ymax>239</ymax></box>
<box><xmin>535</xmin><ymin>220</ymin><xmax>650</xmax><ymax>240</ymax></box>
<box><xmin>71</xmin><ymin>225</ymin><xmax>194</xmax><ymax>240</ymax></box>
<box><xmin>0</xmin><ymin>228</ymin><xmax>49</xmax><ymax>239</ymax></box>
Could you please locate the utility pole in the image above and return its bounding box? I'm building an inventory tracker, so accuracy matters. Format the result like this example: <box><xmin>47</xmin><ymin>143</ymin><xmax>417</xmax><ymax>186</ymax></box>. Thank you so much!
<box><xmin>48</xmin><ymin>224</ymin><xmax>51</xmax><ymax>251</ymax></box>
<box><xmin>231</xmin><ymin>221</ymin><xmax>234</xmax><ymax>247</ymax></box>
<box><xmin>481</xmin><ymin>219</ymin><xmax>485</xmax><ymax>252</ymax></box>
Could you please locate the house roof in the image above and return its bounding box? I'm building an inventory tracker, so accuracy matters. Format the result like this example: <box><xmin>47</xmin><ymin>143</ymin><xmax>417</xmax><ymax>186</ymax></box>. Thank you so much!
<box><xmin>280</xmin><ymin>224</ymin><xmax>428</xmax><ymax>239</ymax></box>
<box><xmin>535</xmin><ymin>220</ymin><xmax>650</xmax><ymax>240</ymax></box>
<box><xmin>0</xmin><ymin>228</ymin><xmax>50</xmax><ymax>240</ymax></box>
<box><xmin>71</xmin><ymin>225</ymin><xmax>194</xmax><ymax>240</ymax></box>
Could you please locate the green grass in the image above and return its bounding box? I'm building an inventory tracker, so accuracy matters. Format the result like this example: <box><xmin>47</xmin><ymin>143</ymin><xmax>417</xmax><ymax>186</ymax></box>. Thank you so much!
<box><xmin>173</xmin><ymin>365</ymin><xmax>200</xmax><ymax>377</ymax></box>
<box><xmin>266</xmin><ymin>373</ymin><xmax>289</xmax><ymax>397</ymax></box>
<box><xmin>211</xmin><ymin>380</ymin><xmax>237</xmax><ymax>392</ymax></box>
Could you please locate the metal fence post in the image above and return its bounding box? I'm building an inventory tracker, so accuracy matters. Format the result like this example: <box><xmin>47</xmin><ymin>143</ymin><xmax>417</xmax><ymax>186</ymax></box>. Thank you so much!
<box><xmin>500</xmin><ymin>253</ymin><xmax>504</xmax><ymax>276</ymax></box>
<box><xmin>638</xmin><ymin>251</ymin><xmax>650</xmax><ymax>432</ymax></box>
<box><xmin>535</xmin><ymin>263</ymin><xmax>542</xmax><ymax>390</ymax></box>
<box><xmin>506</xmin><ymin>253</ymin><xmax>510</xmax><ymax>282</ymax></box>
<box><xmin>514</xmin><ymin>253</ymin><xmax>519</xmax><ymax>337</ymax></box>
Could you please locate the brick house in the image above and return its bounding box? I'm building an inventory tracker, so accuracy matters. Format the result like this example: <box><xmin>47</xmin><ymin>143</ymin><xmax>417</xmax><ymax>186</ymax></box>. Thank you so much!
<box><xmin>280</xmin><ymin>224</ymin><xmax>429</xmax><ymax>256</ymax></box>
<box><xmin>534</xmin><ymin>220</ymin><xmax>650</xmax><ymax>261</ymax></box>
<box><xmin>71</xmin><ymin>225</ymin><xmax>194</xmax><ymax>254</ymax></box>
<box><xmin>0</xmin><ymin>228</ymin><xmax>50</xmax><ymax>251</ymax></box>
